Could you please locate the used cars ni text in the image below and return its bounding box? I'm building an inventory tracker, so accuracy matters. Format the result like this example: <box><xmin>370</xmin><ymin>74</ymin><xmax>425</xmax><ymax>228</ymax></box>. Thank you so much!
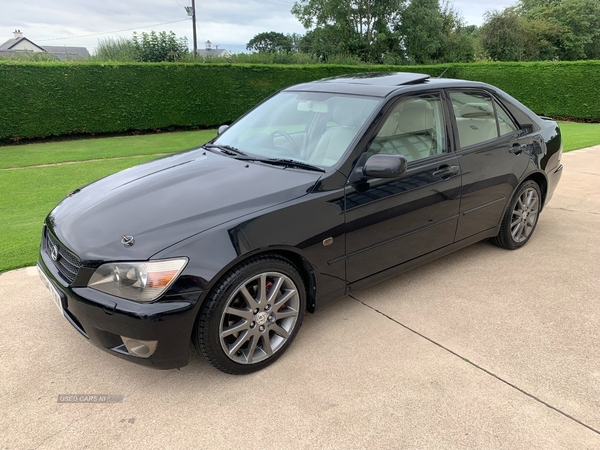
<box><xmin>38</xmin><ymin>72</ymin><xmax>563</xmax><ymax>374</ymax></box>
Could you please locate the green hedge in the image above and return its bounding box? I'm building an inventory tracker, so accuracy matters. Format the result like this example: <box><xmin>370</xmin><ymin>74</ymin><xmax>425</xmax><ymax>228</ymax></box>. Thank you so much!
<box><xmin>447</xmin><ymin>61</ymin><xmax>600</xmax><ymax>122</ymax></box>
<box><xmin>0</xmin><ymin>60</ymin><xmax>599</xmax><ymax>141</ymax></box>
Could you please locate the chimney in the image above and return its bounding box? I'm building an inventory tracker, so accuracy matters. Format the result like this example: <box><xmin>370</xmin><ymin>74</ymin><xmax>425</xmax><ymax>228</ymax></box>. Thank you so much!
<box><xmin>14</xmin><ymin>29</ymin><xmax>23</xmax><ymax>39</ymax></box>
<box><xmin>205</xmin><ymin>40</ymin><xmax>212</xmax><ymax>51</ymax></box>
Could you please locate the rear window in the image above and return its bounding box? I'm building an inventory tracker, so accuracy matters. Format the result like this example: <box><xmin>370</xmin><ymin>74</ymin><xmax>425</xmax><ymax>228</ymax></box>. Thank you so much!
<box><xmin>450</xmin><ymin>91</ymin><xmax>518</xmax><ymax>148</ymax></box>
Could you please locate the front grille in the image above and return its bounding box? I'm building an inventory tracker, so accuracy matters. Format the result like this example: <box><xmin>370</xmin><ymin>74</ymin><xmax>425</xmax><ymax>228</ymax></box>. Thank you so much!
<box><xmin>45</xmin><ymin>231</ymin><xmax>82</xmax><ymax>284</ymax></box>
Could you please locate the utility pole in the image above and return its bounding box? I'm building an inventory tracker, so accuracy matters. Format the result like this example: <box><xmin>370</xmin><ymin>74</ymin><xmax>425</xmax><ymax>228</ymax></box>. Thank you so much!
<box><xmin>191</xmin><ymin>0</ymin><xmax>198</xmax><ymax>58</ymax></box>
<box><xmin>185</xmin><ymin>1</ymin><xmax>198</xmax><ymax>58</ymax></box>
<box><xmin>192</xmin><ymin>0</ymin><xmax>198</xmax><ymax>58</ymax></box>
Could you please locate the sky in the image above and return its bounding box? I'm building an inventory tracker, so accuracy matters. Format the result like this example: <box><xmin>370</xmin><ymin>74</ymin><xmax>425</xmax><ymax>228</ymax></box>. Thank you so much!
<box><xmin>1</xmin><ymin>0</ymin><xmax>517</xmax><ymax>55</ymax></box>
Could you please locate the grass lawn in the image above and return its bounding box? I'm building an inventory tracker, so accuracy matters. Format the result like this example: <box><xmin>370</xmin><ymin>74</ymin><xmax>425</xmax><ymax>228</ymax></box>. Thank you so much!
<box><xmin>0</xmin><ymin>157</ymin><xmax>159</xmax><ymax>272</ymax></box>
<box><xmin>0</xmin><ymin>130</ymin><xmax>217</xmax><ymax>169</ymax></box>
<box><xmin>0</xmin><ymin>130</ymin><xmax>216</xmax><ymax>272</ymax></box>
<box><xmin>0</xmin><ymin>123</ymin><xmax>599</xmax><ymax>273</ymax></box>
<box><xmin>558</xmin><ymin>121</ymin><xmax>600</xmax><ymax>152</ymax></box>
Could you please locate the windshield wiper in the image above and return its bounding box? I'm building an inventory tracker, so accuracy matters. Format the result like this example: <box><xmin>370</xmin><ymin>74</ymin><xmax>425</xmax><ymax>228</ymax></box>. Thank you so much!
<box><xmin>203</xmin><ymin>143</ymin><xmax>247</xmax><ymax>157</ymax></box>
<box><xmin>204</xmin><ymin>145</ymin><xmax>324</xmax><ymax>172</ymax></box>
<box><xmin>257</xmin><ymin>158</ymin><xmax>325</xmax><ymax>173</ymax></box>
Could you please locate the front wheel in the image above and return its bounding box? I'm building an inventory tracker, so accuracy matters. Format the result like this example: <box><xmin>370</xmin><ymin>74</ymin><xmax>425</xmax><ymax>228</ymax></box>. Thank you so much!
<box><xmin>492</xmin><ymin>180</ymin><xmax>542</xmax><ymax>250</ymax></box>
<box><xmin>193</xmin><ymin>255</ymin><xmax>306</xmax><ymax>374</ymax></box>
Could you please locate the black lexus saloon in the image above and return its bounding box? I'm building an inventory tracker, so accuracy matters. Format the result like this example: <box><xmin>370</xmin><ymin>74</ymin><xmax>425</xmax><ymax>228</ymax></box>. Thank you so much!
<box><xmin>38</xmin><ymin>73</ymin><xmax>563</xmax><ymax>374</ymax></box>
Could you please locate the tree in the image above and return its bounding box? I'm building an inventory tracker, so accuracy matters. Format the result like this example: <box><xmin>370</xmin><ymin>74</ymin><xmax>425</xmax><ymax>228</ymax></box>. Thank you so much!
<box><xmin>300</xmin><ymin>25</ymin><xmax>359</xmax><ymax>61</ymax></box>
<box><xmin>436</xmin><ymin>1</ymin><xmax>476</xmax><ymax>62</ymax></box>
<box><xmin>398</xmin><ymin>0</ymin><xmax>444</xmax><ymax>63</ymax></box>
<box><xmin>246</xmin><ymin>32</ymin><xmax>293</xmax><ymax>53</ymax></box>
<box><xmin>396</xmin><ymin>0</ymin><xmax>474</xmax><ymax>64</ymax></box>
<box><xmin>132</xmin><ymin>31</ymin><xmax>189</xmax><ymax>62</ymax></box>
<box><xmin>529</xmin><ymin>0</ymin><xmax>600</xmax><ymax>60</ymax></box>
<box><xmin>479</xmin><ymin>9</ymin><xmax>530</xmax><ymax>61</ymax></box>
<box><xmin>292</xmin><ymin>0</ymin><xmax>404</xmax><ymax>62</ymax></box>
<box><xmin>289</xmin><ymin>0</ymin><xmax>477</xmax><ymax>63</ymax></box>
<box><xmin>479</xmin><ymin>0</ymin><xmax>600</xmax><ymax>61</ymax></box>
<box><xmin>288</xmin><ymin>33</ymin><xmax>306</xmax><ymax>53</ymax></box>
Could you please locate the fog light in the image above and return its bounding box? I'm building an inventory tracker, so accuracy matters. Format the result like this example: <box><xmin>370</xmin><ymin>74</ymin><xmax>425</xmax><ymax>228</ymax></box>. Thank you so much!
<box><xmin>121</xmin><ymin>336</ymin><xmax>158</xmax><ymax>358</ymax></box>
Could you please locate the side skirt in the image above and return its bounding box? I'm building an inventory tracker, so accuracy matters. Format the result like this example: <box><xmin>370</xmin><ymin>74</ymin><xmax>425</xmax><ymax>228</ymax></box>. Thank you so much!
<box><xmin>346</xmin><ymin>227</ymin><xmax>499</xmax><ymax>294</ymax></box>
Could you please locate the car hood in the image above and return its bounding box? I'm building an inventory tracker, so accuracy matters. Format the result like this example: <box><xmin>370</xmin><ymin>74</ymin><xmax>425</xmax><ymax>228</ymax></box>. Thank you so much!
<box><xmin>47</xmin><ymin>148</ymin><xmax>321</xmax><ymax>264</ymax></box>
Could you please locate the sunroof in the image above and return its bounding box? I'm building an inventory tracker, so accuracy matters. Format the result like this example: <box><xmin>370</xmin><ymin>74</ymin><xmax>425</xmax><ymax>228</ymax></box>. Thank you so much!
<box><xmin>320</xmin><ymin>72</ymin><xmax>430</xmax><ymax>86</ymax></box>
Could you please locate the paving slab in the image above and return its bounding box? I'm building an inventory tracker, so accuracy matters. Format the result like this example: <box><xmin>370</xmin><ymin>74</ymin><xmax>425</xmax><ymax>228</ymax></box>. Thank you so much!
<box><xmin>1</xmin><ymin>148</ymin><xmax>599</xmax><ymax>449</ymax></box>
<box><xmin>352</xmin><ymin>147</ymin><xmax>600</xmax><ymax>431</ymax></box>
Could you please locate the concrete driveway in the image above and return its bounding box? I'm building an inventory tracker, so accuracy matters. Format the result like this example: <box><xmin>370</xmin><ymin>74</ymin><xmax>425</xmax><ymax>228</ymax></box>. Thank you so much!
<box><xmin>1</xmin><ymin>147</ymin><xmax>599</xmax><ymax>450</ymax></box>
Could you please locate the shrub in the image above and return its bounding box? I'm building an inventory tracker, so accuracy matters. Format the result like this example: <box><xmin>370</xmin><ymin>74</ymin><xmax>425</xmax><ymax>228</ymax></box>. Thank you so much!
<box><xmin>450</xmin><ymin>61</ymin><xmax>600</xmax><ymax>121</ymax></box>
<box><xmin>0</xmin><ymin>60</ymin><xmax>598</xmax><ymax>141</ymax></box>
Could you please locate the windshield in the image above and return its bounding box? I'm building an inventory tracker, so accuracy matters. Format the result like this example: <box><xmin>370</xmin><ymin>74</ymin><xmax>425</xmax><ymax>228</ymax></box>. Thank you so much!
<box><xmin>214</xmin><ymin>91</ymin><xmax>381</xmax><ymax>168</ymax></box>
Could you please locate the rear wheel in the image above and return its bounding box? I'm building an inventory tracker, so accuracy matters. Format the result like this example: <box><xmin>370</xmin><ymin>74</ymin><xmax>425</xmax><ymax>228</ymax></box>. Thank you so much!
<box><xmin>193</xmin><ymin>255</ymin><xmax>305</xmax><ymax>374</ymax></box>
<box><xmin>492</xmin><ymin>180</ymin><xmax>541</xmax><ymax>250</ymax></box>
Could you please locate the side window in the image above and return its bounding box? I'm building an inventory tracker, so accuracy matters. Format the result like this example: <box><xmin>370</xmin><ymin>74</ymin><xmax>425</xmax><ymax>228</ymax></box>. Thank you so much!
<box><xmin>367</xmin><ymin>93</ymin><xmax>446</xmax><ymax>163</ymax></box>
<box><xmin>496</xmin><ymin>103</ymin><xmax>518</xmax><ymax>136</ymax></box>
<box><xmin>450</xmin><ymin>91</ymin><xmax>519</xmax><ymax>149</ymax></box>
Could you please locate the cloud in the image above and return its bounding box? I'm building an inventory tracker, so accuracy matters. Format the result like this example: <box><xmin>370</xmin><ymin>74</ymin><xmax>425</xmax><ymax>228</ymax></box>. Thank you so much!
<box><xmin>1</xmin><ymin>0</ymin><xmax>304</xmax><ymax>51</ymax></box>
<box><xmin>1</xmin><ymin>0</ymin><xmax>516</xmax><ymax>53</ymax></box>
<box><xmin>451</xmin><ymin>0</ymin><xmax>515</xmax><ymax>26</ymax></box>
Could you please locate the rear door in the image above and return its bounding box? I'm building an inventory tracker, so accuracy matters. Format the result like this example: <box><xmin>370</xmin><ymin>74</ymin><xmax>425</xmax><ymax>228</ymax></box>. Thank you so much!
<box><xmin>345</xmin><ymin>91</ymin><xmax>462</xmax><ymax>283</ymax></box>
<box><xmin>447</xmin><ymin>90</ymin><xmax>531</xmax><ymax>241</ymax></box>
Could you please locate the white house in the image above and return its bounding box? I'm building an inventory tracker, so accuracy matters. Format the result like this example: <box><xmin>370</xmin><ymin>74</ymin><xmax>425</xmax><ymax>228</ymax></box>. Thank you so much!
<box><xmin>196</xmin><ymin>40</ymin><xmax>230</xmax><ymax>58</ymax></box>
<box><xmin>0</xmin><ymin>29</ymin><xmax>90</xmax><ymax>60</ymax></box>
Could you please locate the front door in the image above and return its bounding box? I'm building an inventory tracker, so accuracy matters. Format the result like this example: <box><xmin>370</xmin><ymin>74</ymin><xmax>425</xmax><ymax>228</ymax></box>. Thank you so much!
<box><xmin>345</xmin><ymin>92</ymin><xmax>462</xmax><ymax>283</ymax></box>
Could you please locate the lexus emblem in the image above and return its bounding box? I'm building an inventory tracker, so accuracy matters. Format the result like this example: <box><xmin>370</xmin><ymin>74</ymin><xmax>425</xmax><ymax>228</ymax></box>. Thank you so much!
<box><xmin>50</xmin><ymin>245</ymin><xmax>59</xmax><ymax>261</ymax></box>
<box><xmin>121</xmin><ymin>235</ymin><xmax>135</xmax><ymax>247</ymax></box>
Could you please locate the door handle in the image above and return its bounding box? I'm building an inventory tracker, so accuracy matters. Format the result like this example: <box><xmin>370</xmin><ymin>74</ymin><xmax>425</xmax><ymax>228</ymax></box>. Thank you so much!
<box><xmin>432</xmin><ymin>165</ymin><xmax>460</xmax><ymax>179</ymax></box>
<box><xmin>510</xmin><ymin>143</ymin><xmax>528</xmax><ymax>155</ymax></box>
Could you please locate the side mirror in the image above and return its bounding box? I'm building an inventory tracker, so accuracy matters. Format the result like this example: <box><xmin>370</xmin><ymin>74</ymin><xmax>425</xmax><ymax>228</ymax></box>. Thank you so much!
<box><xmin>218</xmin><ymin>125</ymin><xmax>229</xmax><ymax>135</ymax></box>
<box><xmin>363</xmin><ymin>154</ymin><xmax>407</xmax><ymax>178</ymax></box>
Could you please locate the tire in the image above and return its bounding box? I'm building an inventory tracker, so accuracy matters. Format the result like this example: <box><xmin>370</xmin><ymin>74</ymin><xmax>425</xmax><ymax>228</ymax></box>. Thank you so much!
<box><xmin>491</xmin><ymin>180</ymin><xmax>542</xmax><ymax>250</ymax></box>
<box><xmin>193</xmin><ymin>255</ymin><xmax>306</xmax><ymax>374</ymax></box>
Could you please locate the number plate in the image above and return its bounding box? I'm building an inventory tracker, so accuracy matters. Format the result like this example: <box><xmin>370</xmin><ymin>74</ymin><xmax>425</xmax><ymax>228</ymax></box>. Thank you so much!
<box><xmin>38</xmin><ymin>266</ymin><xmax>64</xmax><ymax>316</ymax></box>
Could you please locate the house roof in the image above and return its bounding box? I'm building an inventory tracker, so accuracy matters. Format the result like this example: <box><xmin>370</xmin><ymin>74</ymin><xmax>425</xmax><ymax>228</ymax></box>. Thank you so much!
<box><xmin>42</xmin><ymin>45</ymin><xmax>90</xmax><ymax>61</ymax></box>
<box><xmin>197</xmin><ymin>49</ymin><xmax>229</xmax><ymax>57</ymax></box>
<box><xmin>0</xmin><ymin>33</ymin><xmax>90</xmax><ymax>60</ymax></box>
<box><xmin>0</xmin><ymin>36</ymin><xmax>45</xmax><ymax>52</ymax></box>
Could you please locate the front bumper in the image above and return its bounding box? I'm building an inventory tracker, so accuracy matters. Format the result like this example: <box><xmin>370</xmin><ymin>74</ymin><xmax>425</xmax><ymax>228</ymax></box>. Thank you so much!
<box><xmin>38</xmin><ymin>248</ymin><xmax>202</xmax><ymax>370</ymax></box>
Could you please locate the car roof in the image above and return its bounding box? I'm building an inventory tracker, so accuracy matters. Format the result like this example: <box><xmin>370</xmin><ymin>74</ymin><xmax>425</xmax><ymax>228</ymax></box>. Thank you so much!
<box><xmin>285</xmin><ymin>72</ymin><xmax>493</xmax><ymax>98</ymax></box>
<box><xmin>320</xmin><ymin>72</ymin><xmax>431</xmax><ymax>86</ymax></box>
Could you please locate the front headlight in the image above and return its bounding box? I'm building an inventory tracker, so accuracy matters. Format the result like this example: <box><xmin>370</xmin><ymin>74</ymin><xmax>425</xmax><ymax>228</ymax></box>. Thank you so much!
<box><xmin>88</xmin><ymin>258</ymin><xmax>188</xmax><ymax>302</ymax></box>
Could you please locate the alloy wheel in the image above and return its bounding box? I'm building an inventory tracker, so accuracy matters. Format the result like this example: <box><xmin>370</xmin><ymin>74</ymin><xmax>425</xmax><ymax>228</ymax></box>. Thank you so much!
<box><xmin>218</xmin><ymin>272</ymin><xmax>300</xmax><ymax>364</ymax></box>
<box><xmin>510</xmin><ymin>187</ymin><xmax>539</xmax><ymax>243</ymax></box>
